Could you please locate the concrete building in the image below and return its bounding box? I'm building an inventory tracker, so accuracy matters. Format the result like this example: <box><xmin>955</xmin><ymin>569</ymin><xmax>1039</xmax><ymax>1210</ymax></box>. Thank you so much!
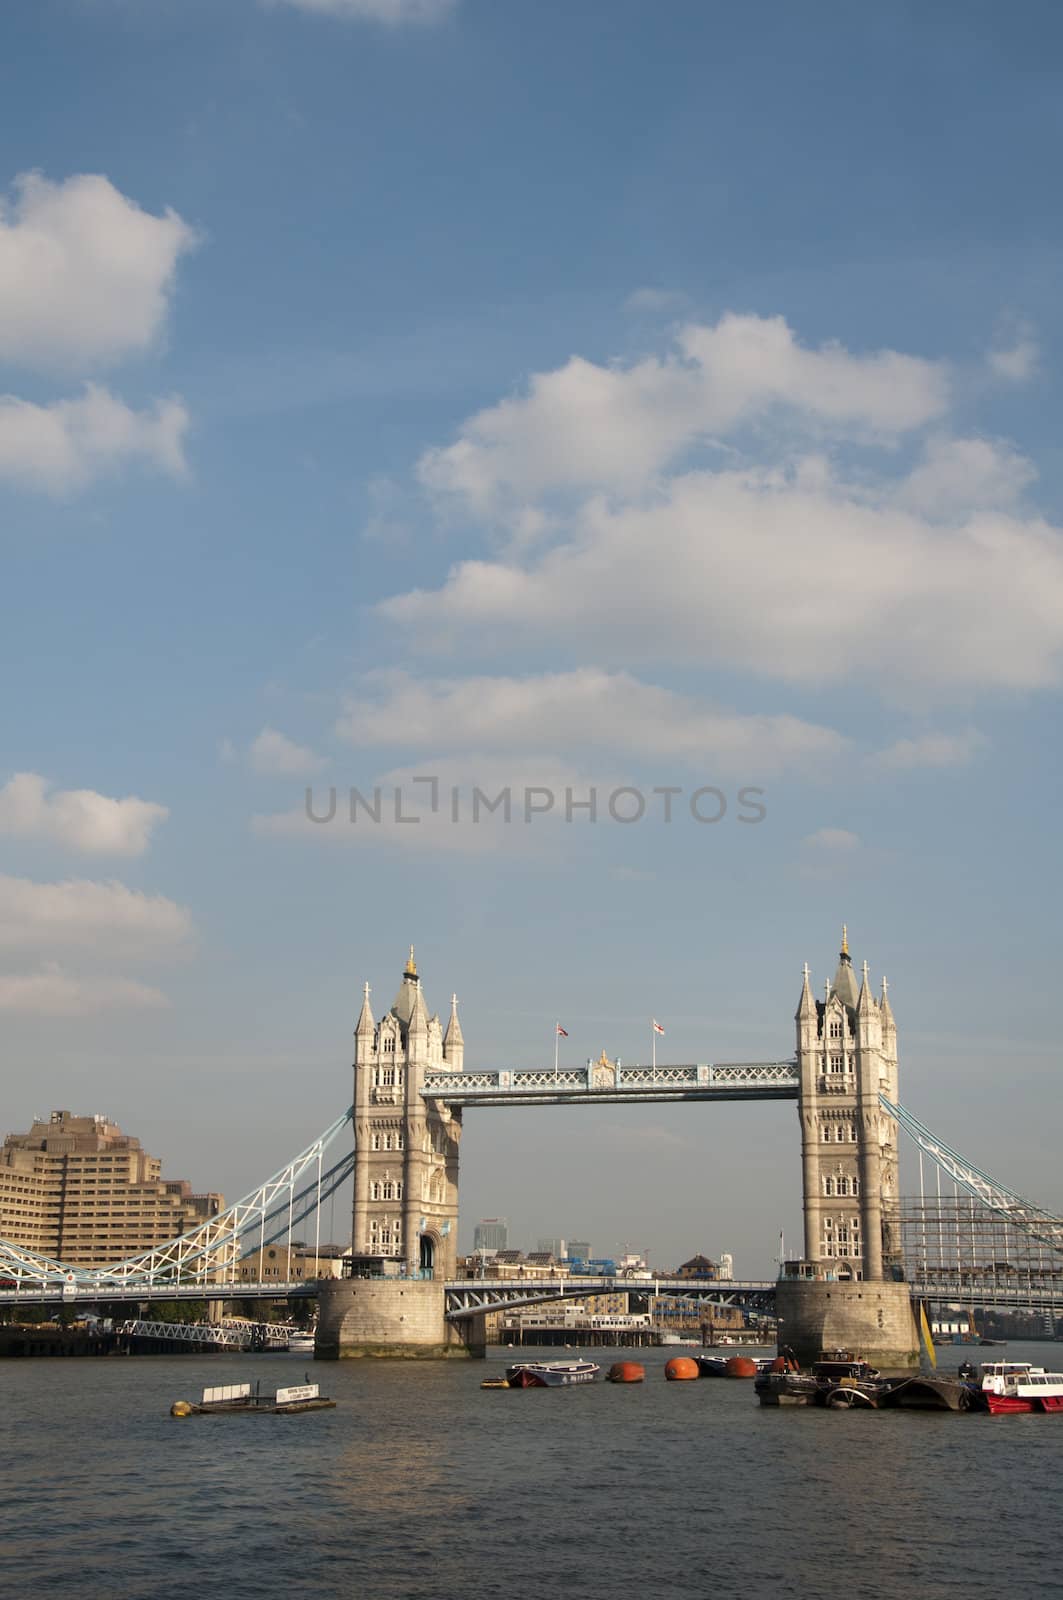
<box><xmin>235</xmin><ymin>1243</ymin><xmax>346</xmax><ymax>1284</ymax></box>
<box><xmin>0</xmin><ymin>1110</ymin><xmax>222</xmax><ymax>1267</ymax></box>
<box><xmin>567</xmin><ymin>1239</ymin><xmax>591</xmax><ymax>1263</ymax></box>
<box><xmin>473</xmin><ymin>1218</ymin><xmax>509</xmax><ymax>1253</ymax></box>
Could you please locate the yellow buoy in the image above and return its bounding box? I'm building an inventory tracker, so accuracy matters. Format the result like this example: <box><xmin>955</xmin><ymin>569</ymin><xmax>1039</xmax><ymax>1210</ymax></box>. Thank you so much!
<box><xmin>170</xmin><ymin>1400</ymin><xmax>193</xmax><ymax>1417</ymax></box>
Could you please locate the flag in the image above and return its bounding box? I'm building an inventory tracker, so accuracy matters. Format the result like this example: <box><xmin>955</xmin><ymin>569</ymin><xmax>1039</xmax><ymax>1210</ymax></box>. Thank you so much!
<box><xmin>919</xmin><ymin>1301</ymin><xmax>937</xmax><ymax>1368</ymax></box>
<box><xmin>556</xmin><ymin>1025</ymin><xmax>568</xmax><ymax>1037</ymax></box>
<box><xmin>652</xmin><ymin>1020</ymin><xmax>665</xmax><ymax>1035</ymax></box>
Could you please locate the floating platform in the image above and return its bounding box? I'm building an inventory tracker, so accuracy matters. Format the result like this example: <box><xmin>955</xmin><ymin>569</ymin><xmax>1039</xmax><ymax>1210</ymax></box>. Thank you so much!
<box><xmin>171</xmin><ymin>1381</ymin><xmax>335</xmax><ymax>1416</ymax></box>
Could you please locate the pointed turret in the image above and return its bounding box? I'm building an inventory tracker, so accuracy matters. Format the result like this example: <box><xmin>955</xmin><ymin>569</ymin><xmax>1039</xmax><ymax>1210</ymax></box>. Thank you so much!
<box><xmin>796</xmin><ymin>962</ymin><xmax>815</xmax><ymax>1021</ymax></box>
<box><xmin>391</xmin><ymin>944</ymin><xmax>422</xmax><ymax>1027</ymax></box>
<box><xmin>831</xmin><ymin>924</ymin><xmax>860</xmax><ymax>1010</ymax></box>
<box><xmin>880</xmin><ymin>975</ymin><xmax>894</xmax><ymax>1028</ymax></box>
<box><xmin>355</xmin><ymin>979</ymin><xmax>375</xmax><ymax>1039</ymax></box>
<box><xmin>408</xmin><ymin>977</ymin><xmax>429</xmax><ymax>1041</ymax></box>
<box><xmin>857</xmin><ymin>957</ymin><xmax>875</xmax><ymax>1017</ymax></box>
<box><xmin>443</xmin><ymin>993</ymin><xmax>465</xmax><ymax>1071</ymax></box>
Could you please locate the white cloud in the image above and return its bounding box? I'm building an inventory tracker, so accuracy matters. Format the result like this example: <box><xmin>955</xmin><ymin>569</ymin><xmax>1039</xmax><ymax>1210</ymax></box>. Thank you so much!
<box><xmin>417</xmin><ymin>313</ymin><xmax>949</xmax><ymax>515</ymax></box>
<box><xmin>0</xmin><ymin>964</ymin><xmax>169</xmax><ymax>1016</ymax></box>
<box><xmin>383</xmin><ymin>464</ymin><xmax>1063</xmax><ymax>699</ymax></box>
<box><xmin>869</xmin><ymin>730</ymin><xmax>986</xmax><ymax>771</ymax></box>
<box><xmin>802</xmin><ymin>827</ymin><xmax>860</xmax><ymax>853</ymax></box>
<box><xmin>268</xmin><ymin>0</ymin><xmax>456</xmax><ymax>21</ymax></box>
<box><xmin>0</xmin><ymin>772</ymin><xmax>168</xmax><ymax>856</ymax></box>
<box><xmin>249</xmin><ymin>727</ymin><xmax>326</xmax><ymax>776</ymax></box>
<box><xmin>0</xmin><ymin>384</ymin><xmax>189</xmax><ymax>494</ymax></box>
<box><xmin>900</xmin><ymin>436</ymin><xmax>1035</xmax><ymax>517</ymax></box>
<box><xmin>988</xmin><ymin>320</ymin><xmax>1039</xmax><ymax>383</ymax></box>
<box><xmin>625</xmin><ymin>287</ymin><xmax>687</xmax><ymax>314</ymax></box>
<box><xmin>0</xmin><ymin>171</ymin><xmax>197</xmax><ymax>370</ymax></box>
<box><xmin>337</xmin><ymin>668</ymin><xmax>847</xmax><ymax>776</ymax></box>
<box><xmin>0</xmin><ymin>875</ymin><xmax>194</xmax><ymax>957</ymax></box>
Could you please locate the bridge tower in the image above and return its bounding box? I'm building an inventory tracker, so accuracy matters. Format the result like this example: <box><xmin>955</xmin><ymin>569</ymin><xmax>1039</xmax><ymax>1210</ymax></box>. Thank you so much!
<box><xmin>317</xmin><ymin>947</ymin><xmax>476</xmax><ymax>1359</ymax></box>
<box><xmin>350</xmin><ymin>948</ymin><xmax>462</xmax><ymax>1280</ymax></box>
<box><xmin>781</xmin><ymin>928</ymin><xmax>917</xmax><ymax>1369</ymax></box>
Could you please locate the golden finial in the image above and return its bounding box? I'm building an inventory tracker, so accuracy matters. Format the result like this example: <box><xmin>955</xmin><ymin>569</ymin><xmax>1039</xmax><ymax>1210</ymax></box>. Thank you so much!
<box><xmin>841</xmin><ymin>923</ymin><xmax>849</xmax><ymax>956</ymax></box>
<box><xmin>406</xmin><ymin>944</ymin><xmax>417</xmax><ymax>976</ymax></box>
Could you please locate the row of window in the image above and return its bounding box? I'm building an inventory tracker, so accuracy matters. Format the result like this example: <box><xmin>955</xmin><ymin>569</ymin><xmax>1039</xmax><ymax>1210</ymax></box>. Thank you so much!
<box><xmin>369</xmin><ymin>1131</ymin><xmax>405</xmax><ymax>1151</ymax></box>
<box><xmin>369</xmin><ymin>1179</ymin><xmax>403</xmax><ymax>1201</ymax></box>
<box><xmin>368</xmin><ymin>1220</ymin><xmax>402</xmax><ymax>1252</ymax></box>
<box><xmin>821</xmin><ymin>1121</ymin><xmax>857</xmax><ymax>1142</ymax></box>
<box><xmin>373</xmin><ymin>1066</ymin><xmax>405</xmax><ymax>1087</ymax></box>
<box><xmin>822</xmin><ymin>1174</ymin><xmax>861</xmax><ymax>1196</ymax></box>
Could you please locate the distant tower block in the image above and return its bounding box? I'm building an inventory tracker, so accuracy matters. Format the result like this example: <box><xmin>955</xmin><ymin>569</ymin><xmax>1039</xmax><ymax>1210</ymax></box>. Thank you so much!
<box><xmin>795</xmin><ymin>929</ymin><xmax>901</xmax><ymax>1282</ymax></box>
<box><xmin>351</xmin><ymin>947</ymin><xmax>463</xmax><ymax>1281</ymax></box>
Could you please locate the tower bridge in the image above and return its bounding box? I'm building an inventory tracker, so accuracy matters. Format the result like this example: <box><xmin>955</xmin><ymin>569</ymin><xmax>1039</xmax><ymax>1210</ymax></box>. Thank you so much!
<box><xmin>3</xmin><ymin>932</ymin><xmax>1062</xmax><ymax>1367</ymax></box>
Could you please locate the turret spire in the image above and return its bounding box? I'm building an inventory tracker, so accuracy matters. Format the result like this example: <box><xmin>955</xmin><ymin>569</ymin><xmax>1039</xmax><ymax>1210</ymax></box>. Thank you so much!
<box><xmin>405</xmin><ymin>944</ymin><xmax>417</xmax><ymax>977</ymax></box>
<box><xmin>841</xmin><ymin>923</ymin><xmax>848</xmax><ymax>956</ymax></box>
<box><xmin>355</xmin><ymin>979</ymin><xmax>375</xmax><ymax>1037</ymax></box>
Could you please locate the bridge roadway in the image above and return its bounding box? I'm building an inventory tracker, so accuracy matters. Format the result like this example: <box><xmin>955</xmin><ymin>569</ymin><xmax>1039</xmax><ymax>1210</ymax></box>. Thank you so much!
<box><xmin>421</xmin><ymin>1060</ymin><xmax>799</xmax><ymax>1106</ymax></box>
<box><xmin>5</xmin><ymin>1271</ymin><xmax>1063</xmax><ymax>1314</ymax></box>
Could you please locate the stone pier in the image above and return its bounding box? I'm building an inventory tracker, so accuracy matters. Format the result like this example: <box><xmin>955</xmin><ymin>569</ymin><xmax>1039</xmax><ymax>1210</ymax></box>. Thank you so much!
<box><xmin>775</xmin><ymin>1276</ymin><xmax>920</xmax><ymax>1372</ymax></box>
<box><xmin>315</xmin><ymin>1278</ymin><xmax>482</xmax><ymax>1360</ymax></box>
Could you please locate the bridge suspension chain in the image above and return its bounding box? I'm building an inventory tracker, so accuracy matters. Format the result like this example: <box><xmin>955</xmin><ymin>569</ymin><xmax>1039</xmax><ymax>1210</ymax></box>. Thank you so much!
<box><xmin>882</xmin><ymin>1094</ymin><xmax>1063</xmax><ymax>1254</ymax></box>
<box><xmin>0</xmin><ymin>1106</ymin><xmax>354</xmax><ymax>1292</ymax></box>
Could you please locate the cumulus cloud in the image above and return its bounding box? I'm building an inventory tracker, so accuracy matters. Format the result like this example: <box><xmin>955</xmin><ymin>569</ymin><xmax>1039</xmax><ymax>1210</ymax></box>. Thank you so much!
<box><xmin>0</xmin><ymin>772</ymin><xmax>168</xmax><ymax>856</ymax></box>
<box><xmin>0</xmin><ymin>385</ymin><xmax>189</xmax><ymax>494</ymax></box>
<box><xmin>268</xmin><ymin>0</ymin><xmax>456</xmax><ymax>21</ymax></box>
<box><xmin>988</xmin><ymin>320</ymin><xmax>1039</xmax><ymax>383</ymax></box>
<box><xmin>417</xmin><ymin>313</ymin><xmax>949</xmax><ymax>515</ymax></box>
<box><xmin>0</xmin><ymin>875</ymin><xmax>194</xmax><ymax>957</ymax></box>
<box><xmin>249</xmin><ymin>727</ymin><xmax>326</xmax><ymax>777</ymax></box>
<box><xmin>869</xmin><ymin>730</ymin><xmax>986</xmax><ymax>771</ymax></box>
<box><xmin>0</xmin><ymin>171</ymin><xmax>197</xmax><ymax>370</ymax></box>
<box><xmin>337</xmin><ymin>668</ymin><xmax>847</xmax><ymax>776</ymax></box>
<box><xmin>0</xmin><ymin>964</ymin><xmax>169</xmax><ymax>1016</ymax></box>
<box><xmin>899</xmin><ymin>436</ymin><xmax>1036</xmax><ymax>517</ymax></box>
<box><xmin>383</xmin><ymin>463</ymin><xmax>1063</xmax><ymax>699</ymax></box>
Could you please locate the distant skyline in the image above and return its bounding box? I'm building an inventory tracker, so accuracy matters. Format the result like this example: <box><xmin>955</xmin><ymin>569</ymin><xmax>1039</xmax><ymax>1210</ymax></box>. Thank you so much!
<box><xmin>3</xmin><ymin>1</ymin><xmax>1063</xmax><ymax>1277</ymax></box>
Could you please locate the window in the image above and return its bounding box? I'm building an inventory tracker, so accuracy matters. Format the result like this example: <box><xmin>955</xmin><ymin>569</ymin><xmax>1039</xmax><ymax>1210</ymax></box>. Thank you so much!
<box><xmin>821</xmin><ymin>1123</ymin><xmax>832</xmax><ymax>1143</ymax></box>
<box><xmin>823</xmin><ymin>1176</ymin><xmax>835</xmax><ymax>1196</ymax></box>
<box><xmin>830</xmin><ymin>1054</ymin><xmax>844</xmax><ymax>1074</ymax></box>
<box><xmin>371</xmin><ymin>1132</ymin><xmax>381</xmax><ymax>1151</ymax></box>
<box><xmin>829</xmin><ymin>1019</ymin><xmax>842</xmax><ymax>1039</ymax></box>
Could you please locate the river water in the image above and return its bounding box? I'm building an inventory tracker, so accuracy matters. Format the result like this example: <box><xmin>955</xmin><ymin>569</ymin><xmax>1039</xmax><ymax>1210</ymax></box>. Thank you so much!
<box><xmin>4</xmin><ymin>1341</ymin><xmax>1061</xmax><ymax>1600</ymax></box>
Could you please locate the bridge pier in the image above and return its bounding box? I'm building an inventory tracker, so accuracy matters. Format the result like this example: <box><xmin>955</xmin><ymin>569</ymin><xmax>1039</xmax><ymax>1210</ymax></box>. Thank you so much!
<box><xmin>775</xmin><ymin>1276</ymin><xmax>919</xmax><ymax>1372</ymax></box>
<box><xmin>315</xmin><ymin>1279</ymin><xmax>483</xmax><ymax>1360</ymax></box>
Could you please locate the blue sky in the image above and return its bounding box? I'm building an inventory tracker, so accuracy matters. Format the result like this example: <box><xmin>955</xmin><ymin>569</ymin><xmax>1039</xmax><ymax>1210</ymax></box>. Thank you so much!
<box><xmin>2</xmin><ymin>0</ymin><xmax>1062</xmax><ymax>1275</ymax></box>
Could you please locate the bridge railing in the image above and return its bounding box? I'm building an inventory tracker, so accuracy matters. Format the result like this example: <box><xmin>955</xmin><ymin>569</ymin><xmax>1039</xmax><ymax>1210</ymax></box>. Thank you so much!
<box><xmin>422</xmin><ymin>1061</ymin><xmax>799</xmax><ymax>1101</ymax></box>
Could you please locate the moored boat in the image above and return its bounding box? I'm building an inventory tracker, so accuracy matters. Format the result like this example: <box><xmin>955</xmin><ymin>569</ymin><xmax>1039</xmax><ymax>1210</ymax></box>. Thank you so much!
<box><xmin>971</xmin><ymin>1361</ymin><xmax>1063</xmax><ymax>1413</ymax></box>
<box><xmin>504</xmin><ymin>1360</ymin><xmax>600</xmax><ymax>1388</ymax></box>
<box><xmin>755</xmin><ymin>1352</ymin><xmax>887</xmax><ymax>1407</ymax></box>
<box><xmin>287</xmin><ymin>1331</ymin><xmax>315</xmax><ymax>1353</ymax></box>
<box><xmin>171</xmin><ymin>1380</ymin><xmax>334</xmax><ymax>1416</ymax></box>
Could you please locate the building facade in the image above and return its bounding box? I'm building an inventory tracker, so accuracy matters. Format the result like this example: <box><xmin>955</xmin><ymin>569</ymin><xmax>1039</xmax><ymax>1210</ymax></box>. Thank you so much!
<box><xmin>351</xmin><ymin>949</ymin><xmax>463</xmax><ymax>1279</ymax></box>
<box><xmin>795</xmin><ymin>931</ymin><xmax>901</xmax><ymax>1282</ymax></box>
<box><xmin>473</xmin><ymin>1218</ymin><xmax>509</xmax><ymax>1253</ymax></box>
<box><xmin>0</xmin><ymin>1110</ymin><xmax>222</xmax><ymax>1267</ymax></box>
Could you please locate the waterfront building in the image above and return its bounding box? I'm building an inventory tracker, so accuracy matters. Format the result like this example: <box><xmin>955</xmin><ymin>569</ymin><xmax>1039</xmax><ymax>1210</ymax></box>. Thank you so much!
<box><xmin>567</xmin><ymin>1239</ymin><xmax>591</xmax><ymax>1263</ymax></box>
<box><xmin>473</xmin><ymin>1217</ymin><xmax>509</xmax><ymax>1253</ymax></box>
<box><xmin>676</xmin><ymin>1254</ymin><xmax>720</xmax><ymax>1279</ymax></box>
<box><xmin>0</xmin><ymin>1110</ymin><xmax>222</xmax><ymax>1267</ymax></box>
<box><xmin>235</xmin><ymin>1243</ymin><xmax>346</xmax><ymax>1284</ymax></box>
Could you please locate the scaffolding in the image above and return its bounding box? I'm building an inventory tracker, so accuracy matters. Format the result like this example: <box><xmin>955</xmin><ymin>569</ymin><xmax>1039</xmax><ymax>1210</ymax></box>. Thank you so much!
<box><xmin>901</xmin><ymin>1192</ymin><xmax>1063</xmax><ymax>1305</ymax></box>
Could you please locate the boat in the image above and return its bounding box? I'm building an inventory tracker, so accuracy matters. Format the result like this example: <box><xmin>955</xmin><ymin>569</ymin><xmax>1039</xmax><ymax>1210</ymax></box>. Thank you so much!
<box><xmin>970</xmin><ymin>1361</ymin><xmax>1063</xmax><ymax>1414</ymax></box>
<box><xmin>171</xmin><ymin>1380</ymin><xmax>335</xmax><ymax>1416</ymax></box>
<box><xmin>504</xmin><ymin>1360</ymin><xmax>600</xmax><ymax>1388</ymax></box>
<box><xmin>755</xmin><ymin>1352</ymin><xmax>888</xmax><ymax>1408</ymax></box>
<box><xmin>287</xmin><ymin>1331</ymin><xmax>315</xmax><ymax>1353</ymax></box>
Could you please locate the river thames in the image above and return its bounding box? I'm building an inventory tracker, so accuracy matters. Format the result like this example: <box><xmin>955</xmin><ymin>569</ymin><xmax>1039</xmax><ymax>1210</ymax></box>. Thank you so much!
<box><xmin>5</xmin><ymin>1342</ymin><xmax>1061</xmax><ymax>1600</ymax></box>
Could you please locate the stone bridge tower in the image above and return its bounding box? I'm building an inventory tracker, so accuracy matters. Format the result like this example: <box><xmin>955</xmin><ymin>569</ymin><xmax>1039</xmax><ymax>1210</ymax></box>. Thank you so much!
<box><xmin>778</xmin><ymin>929</ymin><xmax>917</xmax><ymax>1370</ymax></box>
<box><xmin>795</xmin><ymin>928</ymin><xmax>901</xmax><ymax>1281</ymax></box>
<box><xmin>351</xmin><ymin>948</ymin><xmax>463</xmax><ymax>1281</ymax></box>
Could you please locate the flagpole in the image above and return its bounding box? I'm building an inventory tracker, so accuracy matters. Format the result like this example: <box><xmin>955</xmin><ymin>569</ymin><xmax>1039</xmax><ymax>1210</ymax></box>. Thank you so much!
<box><xmin>652</xmin><ymin>1020</ymin><xmax>656</xmax><ymax>1073</ymax></box>
<box><xmin>555</xmin><ymin>1022</ymin><xmax>559</xmax><ymax>1078</ymax></box>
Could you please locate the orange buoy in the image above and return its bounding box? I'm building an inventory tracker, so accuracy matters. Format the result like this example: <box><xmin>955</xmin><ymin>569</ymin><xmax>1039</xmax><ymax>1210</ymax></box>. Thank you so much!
<box><xmin>664</xmin><ymin>1356</ymin><xmax>700</xmax><ymax>1381</ymax></box>
<box><xmin>606</xmin><ymin>1361</ymin><xmax>645</xmax><ymax>1383</ymax></box>
<box><xmin>724</xmin><ymin>1356</ymin><xmax>758</xmax><ymax>1379</ymax></box>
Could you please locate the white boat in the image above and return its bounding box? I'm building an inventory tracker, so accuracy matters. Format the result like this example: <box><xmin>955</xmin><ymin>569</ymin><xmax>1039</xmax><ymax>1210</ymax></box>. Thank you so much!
<box><xmin>287</xmin><ymin>1331</ymin><xmax>315</xmax><ymax>1353</ymax></box>
<box><xmin>504</xmin><ymin>1360</ymin><xmax>600</xmax><ymax>1387</ymax></box>
<box><xmin>974</xmin><ymin>1362</ymin><xmax>1063</xmax><ymax>1414</ymax></box>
